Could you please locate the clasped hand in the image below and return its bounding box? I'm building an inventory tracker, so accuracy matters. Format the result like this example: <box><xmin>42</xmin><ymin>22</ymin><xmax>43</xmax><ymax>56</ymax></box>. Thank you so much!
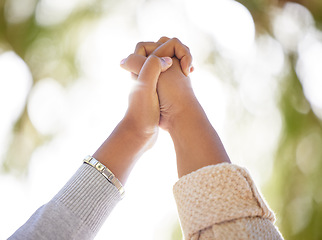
<box><xmin>120</xmin><ymin>37</ymin><xmax>196</xmax><ymax>144</ymax></box>
<box><xmin>93</xmin><ymin>37</ymin><xmax>229</xmax><ymax>183</ymax></box>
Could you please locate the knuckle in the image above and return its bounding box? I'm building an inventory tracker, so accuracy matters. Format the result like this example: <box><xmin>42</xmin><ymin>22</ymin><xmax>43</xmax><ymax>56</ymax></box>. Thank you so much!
<box><xmin>135</xmin><ymin>42</ymin><xmax>144</xmax><ymax>48</ymax></box>
<box><xmin>135</xmin><ymin>42</ymin><xmax>146</xmax><ymax>53</ymax></box>
<box><xmin>148</xmin><ymin>54</ymin><xmax>161</xmax><ymax>65</ymax></box>
<box><xmin>127</xmin><ymin>53</ymin><xmax>136</xmax><ymax>61</ymax></box>
<box><xmin>158</xmin><ymin>36</ymin><xmax>170</xmax><ymax>42</ymax></box>
<box><xmin>128</xmin><ymin>53</ymin><xmax>136</xmax><ymax>59</ymax></box>
<box><xmin>171</xmin><ymin>37</ymin><xmax>181</xmax><ymax>44</ymax></box>
<box><xmin>148</xmin><ymin>54</ymin><xmax>159</xmax><ymax>61</ymax></box>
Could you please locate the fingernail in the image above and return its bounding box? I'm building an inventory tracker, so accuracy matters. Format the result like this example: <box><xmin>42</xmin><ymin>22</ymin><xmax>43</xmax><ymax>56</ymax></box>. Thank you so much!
<box><xmin>161</xmin><ymin>57</ymin><xmax>172</xmax><ymax>66</ymax></box>
<box><xmin>120</xmin><ymin>58</ymin><xmax>126</xmax><ymax>65</ymax></box>
<box><xmin>189</xmin><ymin>66</ymin><xmax>194</xmax><ymax>73</ymax></box>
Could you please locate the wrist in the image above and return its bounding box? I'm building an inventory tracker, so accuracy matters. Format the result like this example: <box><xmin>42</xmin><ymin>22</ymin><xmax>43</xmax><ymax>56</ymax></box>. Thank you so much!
<box><xmin>166</xmin><ymin>98</ymin><xmax>203</xmax><ymax>134</ymax></box>
<box><xmin>167</xmin><ymin>101</ymin><xmax>231</xmax><ymax>178</ymax></box>
<box><xmin>120</xmin><ymin>117</ymin><xmax>158</xmax><ymax>145</ymax></box>
<box><xmin>93</xmin><ymin>119</ymin><xmax>158</xmax><ymax>184</ymax></box>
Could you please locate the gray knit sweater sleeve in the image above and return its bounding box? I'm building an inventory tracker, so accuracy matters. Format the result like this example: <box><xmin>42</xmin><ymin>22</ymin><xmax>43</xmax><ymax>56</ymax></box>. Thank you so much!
<box><xmin>9</xmin><ymin>164</ymin><xmax>122</xmax><ymax>240</ymax></box>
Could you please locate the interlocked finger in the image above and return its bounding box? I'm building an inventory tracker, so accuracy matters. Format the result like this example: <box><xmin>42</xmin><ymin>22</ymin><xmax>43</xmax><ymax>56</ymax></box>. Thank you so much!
<box><xmin>135</xmin><ymin>42</ymin><xmax>162</xmax><ymax>57</ymax></box>
<box><xmin>122</xmin><ymin>37</ymin><xmax>193</xmax><ymax>77</ymax></box>
<box><xmin>157</xmin><ymin>36</ymin><xmax>170</xmax><ymax>44</ymax></box>
<box><xmin>152</xmin><ymin>38</ymin><xmax>192</xmax><ymax>76</ymax></box>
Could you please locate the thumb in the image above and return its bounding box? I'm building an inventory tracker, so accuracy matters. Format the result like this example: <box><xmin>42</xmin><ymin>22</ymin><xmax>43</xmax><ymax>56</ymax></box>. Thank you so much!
<box><xmin>121</xmin><ymin>54</ymin><xmax>172</xmax><ymax>76</ymax></box>
<box><xmin>137</xmin><ymin>55</ymin><xmax>172</xmax><ymax>89</ymax></box>
<box><xmin>120</xmin><ymin>54</ymin><xmax>146</xmax><ymax>75</ymax></box>
<box><xmin>160</xmin><ymin>57</ymin><xmax>173</xmax><ymax>72</ymax></box>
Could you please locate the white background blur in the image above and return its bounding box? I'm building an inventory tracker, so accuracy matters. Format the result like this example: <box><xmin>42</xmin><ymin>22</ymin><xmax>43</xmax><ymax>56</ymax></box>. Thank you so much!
<box><xmin>1</xmin><ymin>0</ymin><xmax>322</xmax><ymax>239</ymax></box>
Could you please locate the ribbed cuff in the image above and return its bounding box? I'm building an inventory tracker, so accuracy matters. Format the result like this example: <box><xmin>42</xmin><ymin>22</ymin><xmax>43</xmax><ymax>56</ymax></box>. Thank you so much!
<box><xmin>53</xmin><ymin>164</ymin><xmax>122</xmax><ymax>235</ymax></box>
<box><xmin>173</xmin><ymin>163</ymin><xmax>275</xmax><ymax>239</ymax></box>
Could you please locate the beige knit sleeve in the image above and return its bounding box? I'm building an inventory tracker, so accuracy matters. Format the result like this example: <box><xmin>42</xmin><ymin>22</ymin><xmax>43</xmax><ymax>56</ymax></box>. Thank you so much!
<box><xmin>173</xmin><ymin>163</ymin><xmax>283</xmax><ymax>240</ymax></box>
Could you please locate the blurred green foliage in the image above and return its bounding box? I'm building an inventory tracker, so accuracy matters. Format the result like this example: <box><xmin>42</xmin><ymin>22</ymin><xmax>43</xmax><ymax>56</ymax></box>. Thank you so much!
<box><xmin>0</xmin><ymin>0</ymin><xmax>113</xmax><ymax>174</ymax></box>
<box><xmin>240</xmin><ymin>1</ymin><xmax>322</xmax><ymax>239</ymax></box>
<box><xmin>1</xmin><ymin>0</ymin><xmax>322</xmax><ymax>239</ymax></box>
<box><xmin>267</xmin><ymin>59</ymin><xmax>322</xmax><ymax>239</ymax></box>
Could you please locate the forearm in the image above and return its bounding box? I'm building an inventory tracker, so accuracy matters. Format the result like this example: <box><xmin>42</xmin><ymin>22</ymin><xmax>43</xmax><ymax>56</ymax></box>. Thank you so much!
<box><xmin>9</xmin><ymin>117</ymin><xmax>150</xmax><ymax>239</ymax></box>
<box><xmin>9</xmin><ymin>164</ymin><xmax>121</xmax><ymax>240</ymax></box>
<box><xmin>93</xmin><ymin>55</ymin><xmax>171</xmax><ymax>185</ymax></box>
<box><xmin>168</xmin><ymin>99</ymin><xmax>230</xmax><ymax>178</ymax></box>
<box><xmin>93</xmin><ymin>118</ymin><xmax>154</xmax><ymax>185</ymax></box>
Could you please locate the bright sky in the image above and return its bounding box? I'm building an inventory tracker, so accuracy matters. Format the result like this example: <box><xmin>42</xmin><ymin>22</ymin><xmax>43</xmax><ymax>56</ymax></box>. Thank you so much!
<box><xmin>0</xmin><ymin>0</ymin><xmax>321</xmax><ymax>239</ymax></box>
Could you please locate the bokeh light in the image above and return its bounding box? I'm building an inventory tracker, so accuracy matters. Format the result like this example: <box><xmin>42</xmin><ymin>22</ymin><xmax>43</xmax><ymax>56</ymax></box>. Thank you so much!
<box><xmin>0</xmin><ymin>51</ymin><xmax>32</xmax><ymax>159</ymax></box>
<box><xmin>186</xmin><ymin>0</ymin><xmax>255</xmax><ymax>55</ymax></box>
<box><xmin>27</xmin><ymin>78</ymin><xmax>67</xmax><ymax>135</ymax></box>
<box><xmin>1</xmin><ymin>0</ymin><xmax>322</xmax><ymax>239</ymax></box>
